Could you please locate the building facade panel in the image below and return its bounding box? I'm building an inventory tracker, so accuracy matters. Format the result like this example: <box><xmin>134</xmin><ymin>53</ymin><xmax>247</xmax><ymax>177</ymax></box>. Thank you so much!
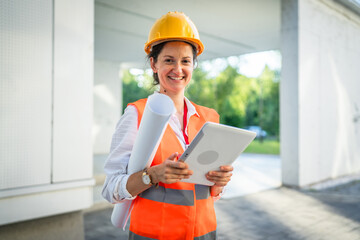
<box><xmin>0</xmin><ymin>0</ymin><xmax>94</xmax><ymax>228</ymax></box>
<box><xmin>0</xmin><ymin>0</ymin><xmax>52</xmax><ymax>190</ymax></box>
<box><xmin>52</xmin><ymin>0</ymin><xmax>94</xmax><ymax>182</ymax></box>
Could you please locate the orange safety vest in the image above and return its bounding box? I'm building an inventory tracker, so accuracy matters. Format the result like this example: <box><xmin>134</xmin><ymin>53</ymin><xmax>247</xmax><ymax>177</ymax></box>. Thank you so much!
<box><xmin>128</xmin><ymin>98</ymin><xmax>219</xmax><ymax>240</ymax></box>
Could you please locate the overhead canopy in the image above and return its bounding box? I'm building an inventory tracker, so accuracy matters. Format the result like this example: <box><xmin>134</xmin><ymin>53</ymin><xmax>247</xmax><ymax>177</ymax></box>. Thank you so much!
<box><xmin>95</xmin><ymin>0</ymin><xmax>281</xmax><ymax>67</ymax></box>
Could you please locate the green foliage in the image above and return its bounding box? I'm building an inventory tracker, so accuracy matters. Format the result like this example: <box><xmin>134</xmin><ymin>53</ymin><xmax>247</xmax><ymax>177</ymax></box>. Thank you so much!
<box><xmin>185</xmin><ymin>68</ymin><xmax>216</xmax><ymax>109</ymax></box>
<box><xmin>214</xmin><ymin>66</ymin><xmax>245</xmax><ymax>127</ymax></box>
<box><xmin>186</xmin><ymin>65</ymin><xmax>279</xmax><ymax>137</ymax></box>
<box><xmin>243</xmin><ymin>66</ymin><xmax>280</xmax><ymax>137</ymax></box>
<box><xmin>244</xmin><ymin>139</ymin><xmax>280</xmax><ymax>155</ymax></box>
<box><xmin>122</xmin><ymin>70</ymin><xmax>153</xmax><ymax>112</ymax></box>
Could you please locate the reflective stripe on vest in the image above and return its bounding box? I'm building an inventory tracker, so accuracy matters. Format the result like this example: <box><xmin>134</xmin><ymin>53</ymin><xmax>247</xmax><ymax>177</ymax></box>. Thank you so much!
<box><xmin>129</xmin><ymin>230</ymin><xmax>217</xmax><ymax>240</ymax></box>
<box><xmin>195</xmin><ymin>184</ymin><xmax>210</xmax><ymax>200</ymax></box>
<box><xmin>129</xmin><ymin>231</ymin><xmax>157</xmax><ymax>240</ymax></box>
<box><xmin>139</xmin><ymin>184</ymin><xmax>210</xmax><ymax>206</ymax></box>
<box><xmin>194</xmin><ymin>231</ymin><xmax>217</xmax><ymax>240</ymax></box>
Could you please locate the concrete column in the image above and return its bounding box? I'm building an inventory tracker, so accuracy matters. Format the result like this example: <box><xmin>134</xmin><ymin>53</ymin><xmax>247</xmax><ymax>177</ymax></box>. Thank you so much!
<box><xmin>93</xmin><ymin>60</ymin><xmax>122</xmax><ymax>154</ymax></box>
<box><xmin>281</xmin><ymin>0</ymin><xmax>300</xmax><ymax>186</ymax></box>
<box><xmin>281</xmin><ymin>0</ymin><xmax>360</xmax><ymax>187</ymax></box>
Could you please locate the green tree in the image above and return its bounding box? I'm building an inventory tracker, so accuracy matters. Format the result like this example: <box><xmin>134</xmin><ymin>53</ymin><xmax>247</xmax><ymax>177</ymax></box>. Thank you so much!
<box><xmin>258</xmin><ymin>66</ymin><xmax>279</xmax><ymax>137</ymax></box>
<box><xmin>122</xmin><ymin>70</ymin><xmax>152</xmax><ymax>112</ymax></box>
<box><xmin>214</xmin><ymin>66</ymin><xmax>244</xmax><ymax>127</ymax></box>
<box><xmin>185</xmin><ymin>67</ymin><xmax>216</xmax><ymax>109</ymax></box>
<box><xmin>244</xmin><ymin>65</ymin><xmax>279</xmax><ymax>137</ymax></box>
<box><xmin>231</xmin><ymin>74</ymin><xmax>258</xmax><ymax>128</ymax></box>
<box><xmin>186</xmin><ymin>66</ymin><xmax>247</xmax><ymax>127</ymax></box>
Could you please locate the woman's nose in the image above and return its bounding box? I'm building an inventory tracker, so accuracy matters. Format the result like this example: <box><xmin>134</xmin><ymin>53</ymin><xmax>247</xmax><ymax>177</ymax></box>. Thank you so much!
<box><xmin>172</xmin><ymin>62</ymin><xmax>182</xmax><ymax>74</ymax></box>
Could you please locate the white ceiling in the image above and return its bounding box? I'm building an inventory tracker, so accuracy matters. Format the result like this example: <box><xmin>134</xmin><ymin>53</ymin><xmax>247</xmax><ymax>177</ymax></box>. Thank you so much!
<box><xmin>94</xmin><ymin>0</ymin><xmax>281</xmax><ymax>66</ymax></box>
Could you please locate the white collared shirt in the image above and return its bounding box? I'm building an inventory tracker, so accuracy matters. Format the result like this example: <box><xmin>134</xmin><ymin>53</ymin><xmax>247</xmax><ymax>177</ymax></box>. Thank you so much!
<box><xmin>102</xmin><ymin>93</ymin><xmax>199</xmax><ymax>203</ymax></box>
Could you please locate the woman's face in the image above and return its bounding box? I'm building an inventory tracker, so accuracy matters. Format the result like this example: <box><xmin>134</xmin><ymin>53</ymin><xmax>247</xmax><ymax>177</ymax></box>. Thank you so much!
<box><xmin>150</xmin><ymin>41</ymin><xmax>194</xmax><ymax>95</ymax></box>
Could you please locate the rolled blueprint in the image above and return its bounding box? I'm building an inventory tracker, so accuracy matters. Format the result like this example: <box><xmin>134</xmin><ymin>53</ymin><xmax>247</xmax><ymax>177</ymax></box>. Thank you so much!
<box><xmin>111</xmin><ymin>93</ymin><xmax>175</xmax><ymax>229</ymax></box>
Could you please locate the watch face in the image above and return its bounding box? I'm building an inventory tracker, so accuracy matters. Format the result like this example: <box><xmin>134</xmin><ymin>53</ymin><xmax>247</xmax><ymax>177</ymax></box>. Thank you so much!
<box><xmin>142</xmin><ymin>174</ymin><xmax>151</xmax><ymax>185</ymax></box>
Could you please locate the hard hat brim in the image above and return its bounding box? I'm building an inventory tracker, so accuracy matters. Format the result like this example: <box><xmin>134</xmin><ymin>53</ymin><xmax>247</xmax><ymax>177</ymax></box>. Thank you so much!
<box><xmin>144</xmin><ymin>38</ymin><xmax>204</xmax><ymax>56</ymax></box>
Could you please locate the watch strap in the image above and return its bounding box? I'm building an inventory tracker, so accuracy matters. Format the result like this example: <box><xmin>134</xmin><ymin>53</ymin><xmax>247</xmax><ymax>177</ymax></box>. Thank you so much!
<box><xmin>144</xmin><ymin>168</ymin><xmax>159</xmax><ymax>188</ymax></box>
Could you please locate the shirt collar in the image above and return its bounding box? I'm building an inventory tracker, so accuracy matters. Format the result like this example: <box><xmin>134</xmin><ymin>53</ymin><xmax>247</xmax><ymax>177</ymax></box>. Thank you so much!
<box><xmin>153</xmin><ymin>92</ymin><xmax>199</xmax><ymax>117</ymax></box>
<box><xmin>184</xmin><ymin>96</ymin><xmax>200</xmax><ymax>118</ymax></box>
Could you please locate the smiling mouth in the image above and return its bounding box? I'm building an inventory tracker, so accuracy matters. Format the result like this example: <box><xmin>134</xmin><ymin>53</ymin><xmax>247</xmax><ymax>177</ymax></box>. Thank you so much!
<box><xmin>168</xmin><ymin>76</ymin><xmax>184</xmax><ymax>80</ymax></box>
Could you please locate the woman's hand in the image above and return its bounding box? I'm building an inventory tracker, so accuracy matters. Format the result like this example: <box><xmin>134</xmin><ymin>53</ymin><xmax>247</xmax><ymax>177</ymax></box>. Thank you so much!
<box><xmin>206</xmin><ymin>165</ymin><xmax>233</xmax><ymax>187</ymax></box>
<box><xmin>148</xmin><ymin>152</ymin><xmax>193</xmax><ymax>184</ymax></box>
<box><xmin>206</xmin><ymin>165</ymin><xmax>233</xmax><ymax>197</ymax></box>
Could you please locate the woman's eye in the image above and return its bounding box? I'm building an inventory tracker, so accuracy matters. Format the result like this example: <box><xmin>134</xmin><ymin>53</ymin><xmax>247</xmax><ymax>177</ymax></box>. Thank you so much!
<box><xmin>164</xmin><ymin>59</ymin><xmax>173</xmax><ymax>63</ymax></box>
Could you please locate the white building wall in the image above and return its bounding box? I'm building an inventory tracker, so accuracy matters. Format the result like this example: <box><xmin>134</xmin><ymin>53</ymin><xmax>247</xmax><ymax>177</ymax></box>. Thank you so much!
<box><xmin>52</xmin><ymin>0</ymin><xmax>94</xmax><ymax>182</ymax></box>
<box><xmin>0</xmin><ymin>0</ymin><xmax>94</xmax><ymax>226</ymax></box>
<box><xmin>282</xmin><ymin>0</ymin><xmax>360</xmax><ymax>186</ymax></box>
<box><xmin>93</xmin><ymin>60</ymin><xmax>122</xmax><ymax>154</ymax></box>
<box><xmin>0</xmin><ymin>0</ymin><xmax>52</xmax><ymax>190</ymax></box>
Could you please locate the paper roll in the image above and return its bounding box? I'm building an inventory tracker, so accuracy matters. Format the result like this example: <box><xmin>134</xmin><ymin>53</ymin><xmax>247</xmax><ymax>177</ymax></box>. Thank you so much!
<box><xmin>111</xmin><ymin>93</ymin><xmax>175</xmax><ymax>229</ymax></box>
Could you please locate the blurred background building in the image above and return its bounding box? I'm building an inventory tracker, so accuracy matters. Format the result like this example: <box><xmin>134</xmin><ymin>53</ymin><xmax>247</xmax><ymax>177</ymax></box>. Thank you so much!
<box><xmin>1</xmin><ymin>0</ymin><xmax>359</xmax><ymax>239</ymax></box>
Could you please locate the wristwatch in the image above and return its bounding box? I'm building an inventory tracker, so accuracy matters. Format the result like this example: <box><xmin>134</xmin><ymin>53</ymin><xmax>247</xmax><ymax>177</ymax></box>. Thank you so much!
<box><xmin>142</xmin><ymin>168</ymin><xmax>153</xmax><ymax>185</ymax></box>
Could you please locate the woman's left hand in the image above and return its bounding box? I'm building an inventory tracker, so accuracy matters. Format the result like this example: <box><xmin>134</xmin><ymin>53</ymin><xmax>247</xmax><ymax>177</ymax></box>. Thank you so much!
<box><xmin>206</xmin><ymin>165</ymin><xmax>233</xmax><ymax>187</ymax></box>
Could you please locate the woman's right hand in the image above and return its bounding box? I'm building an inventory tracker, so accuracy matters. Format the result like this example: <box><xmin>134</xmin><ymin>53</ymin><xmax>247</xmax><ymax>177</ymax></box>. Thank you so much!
<box><xmin>147</xmin><ymin>152</ymin><xmax>193</xmax><ymax>184</ymax></box>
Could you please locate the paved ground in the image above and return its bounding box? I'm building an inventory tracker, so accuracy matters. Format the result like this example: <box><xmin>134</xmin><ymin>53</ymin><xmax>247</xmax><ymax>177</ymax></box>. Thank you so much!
<box><xmin>87</xmin><ymin>154</ymin><xmax>360</xmax><ymax>239</ymax></box>
<box><xmin>223</xmin><ymin>153</ymin><xmax>281</xmax><ymax>198</ymax></box>
<box><xmin>214</xmin><ymin>181</ymin><xmax>360</xmax><ymax>240</ymax></box>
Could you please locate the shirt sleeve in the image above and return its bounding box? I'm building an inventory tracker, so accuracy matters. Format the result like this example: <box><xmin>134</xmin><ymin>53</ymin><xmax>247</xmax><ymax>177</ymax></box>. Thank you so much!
<box><xmin>101</xmin><ymin>105</ymin><xmax>139</xmax><ymax>204</ymax></box>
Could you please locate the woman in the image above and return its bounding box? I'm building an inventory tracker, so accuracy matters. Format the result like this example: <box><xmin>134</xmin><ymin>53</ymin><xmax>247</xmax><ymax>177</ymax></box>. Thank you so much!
<box><xmin>102</xmin><ymin>11</ymin><xmax>233</xmax><ymax>240</ymax></box>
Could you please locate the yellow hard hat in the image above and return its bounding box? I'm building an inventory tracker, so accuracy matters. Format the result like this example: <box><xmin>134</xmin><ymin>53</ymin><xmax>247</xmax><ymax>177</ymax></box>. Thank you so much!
<box><xmin>144</xmin><ymin>11</ymin><xmax>204</xmax><ymax>56</ymax></box>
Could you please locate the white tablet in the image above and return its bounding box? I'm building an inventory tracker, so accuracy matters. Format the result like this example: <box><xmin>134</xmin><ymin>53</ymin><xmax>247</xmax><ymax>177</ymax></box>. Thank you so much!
<box><xmin>179</xmin><ymin>122</ymin><xmax>256</xmax><ymax>186</ymax></box>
